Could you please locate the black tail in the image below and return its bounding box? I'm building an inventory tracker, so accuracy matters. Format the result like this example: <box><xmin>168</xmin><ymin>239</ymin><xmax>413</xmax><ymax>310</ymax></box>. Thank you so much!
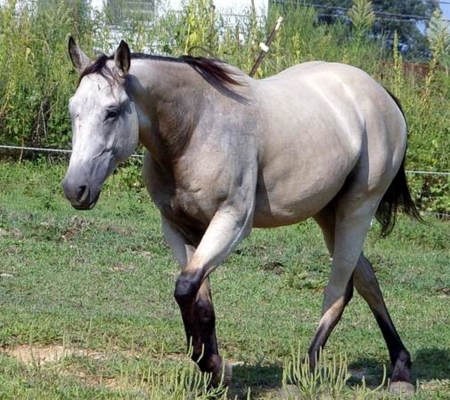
<box><xmin>375</xmin><ymin>88</ymin><xmax>423</xmax><ymax>236</ymax></box>
<box><xmin>375</xmin><ymin>156</ymin><xmax>423</xmax><ymax>236</ymax></box>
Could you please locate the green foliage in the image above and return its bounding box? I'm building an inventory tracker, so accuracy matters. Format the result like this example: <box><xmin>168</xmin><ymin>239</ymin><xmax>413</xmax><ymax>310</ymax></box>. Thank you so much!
<box><xmin>177</xmin><ymin>0</ymin><xmax>219</xmax><ymax>54</ymax></box>
<box><xmin>427</xmin><ymin>8</ymin><xmax>450</xmax><ymax>66</ymax></box>
<box><xmin>0</xmin><ymin>0</ymin><xmax>448</xmax><ymax>211</ymax></box>
<box><xmin>409</xmin><ymin>174</ymin><xmax>450</xmax><ymax>219</ymax></box>
<box><xmin>305</xmin><ymin>0</ymin><xmax>439</xmax><ymax>59</ymax></box>
<box><xmin>117</xmin><ymin>156</ymin><xmax>145</xmax><ymax>191</ymax></box>
<box><xmin>347</xmin><ymin>0</ymin><xmax>375</xmax><ymax>39</ymax></box>
<box><xmin>0</xmin><ymin>0</ymin><xmax>91</xmax><ymax>152</ymax></box>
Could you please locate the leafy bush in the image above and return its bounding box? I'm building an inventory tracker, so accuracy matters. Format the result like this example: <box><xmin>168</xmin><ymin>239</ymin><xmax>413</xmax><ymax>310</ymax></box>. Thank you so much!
<box><xmin>0</xmin><ymin>0</ymin><xmax>91</xmax><ymax>151</ymax></box>
<box><xmin>0</xmin><ymin>0</ymin><xmax>448</xmax><ymax>214</ymax></box>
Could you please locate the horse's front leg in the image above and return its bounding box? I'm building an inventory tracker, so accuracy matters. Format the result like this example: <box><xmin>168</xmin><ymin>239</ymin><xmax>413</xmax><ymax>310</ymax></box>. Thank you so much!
<box><xmin>162</xmin><ymin>204</ymin><xmax>253</xmax><ymax>387</ymax></box>
<box><xmin>162</xmin><ymin>219</ymin><xmax>221</xmax><ymax>378</ymax></box>
<box><xmin>178</xmin><ymin>275</ymin><xmax>225</xmax><ymax>386</ymax></box>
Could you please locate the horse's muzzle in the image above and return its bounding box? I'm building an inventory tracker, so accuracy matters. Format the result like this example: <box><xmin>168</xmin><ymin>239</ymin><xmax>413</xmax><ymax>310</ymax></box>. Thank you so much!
<box><xmin>62</xmin><ymin>179</ymin><xmax>99</xmax><ymax>210</ymax></box>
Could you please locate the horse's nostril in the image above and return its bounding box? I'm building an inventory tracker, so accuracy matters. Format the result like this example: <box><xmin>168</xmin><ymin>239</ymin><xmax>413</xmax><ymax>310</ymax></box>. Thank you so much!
<box><xmin>77</xmin><ymin>185</ymin><xmax>89</xmax><ymax>203</ymax></box>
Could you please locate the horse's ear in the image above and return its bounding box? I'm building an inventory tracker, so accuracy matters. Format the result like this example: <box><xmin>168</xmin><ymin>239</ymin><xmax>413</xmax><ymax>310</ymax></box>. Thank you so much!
<box><xmin>68</xmin><ymin>36</ymin><xmax>91</xmax><ymax>73</ymax></box>
<box><xmin>114</xmin><ymin>40</ymin><xmax>131</xmax><ymax>77</ymax></box>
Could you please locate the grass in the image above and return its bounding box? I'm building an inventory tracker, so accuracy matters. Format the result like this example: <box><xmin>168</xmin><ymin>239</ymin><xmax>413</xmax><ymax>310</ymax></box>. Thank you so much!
<box><xmin>0</xmin><ymin>161</ymin><xmax>449</xmax><ymax>399</ymax></box>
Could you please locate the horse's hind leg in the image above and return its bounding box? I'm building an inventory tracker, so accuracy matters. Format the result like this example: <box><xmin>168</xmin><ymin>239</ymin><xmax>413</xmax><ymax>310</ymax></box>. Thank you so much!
<box><xmin>314</xmin><ymin>204</ymin><xmax>414</xmax><ymax>394</ymax></box>
<box><xmin>354</xmin><ymin>255</ymin><xmax>414</xmax><ymax>394</ymax></box>
<box><xmin>307</xmin><ymin>275</ymin><xmax>354</xmax><ymax>366</ymax></box>
<box><xmin>309</xmin><ymin>199</ymin><xmax>380</xmax><ymax>368</ymax></box>
<box><xmin>308</xmin><ymin>207</ymin><xmax>355</xmax><ymax>367</ymax></box>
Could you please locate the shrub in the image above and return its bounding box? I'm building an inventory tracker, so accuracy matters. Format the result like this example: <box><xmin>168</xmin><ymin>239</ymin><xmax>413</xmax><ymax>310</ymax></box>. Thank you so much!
<box><xmin>0</xmin><ymin>0</ymin><xmax>448</xmax><ymax>214</ymax></box>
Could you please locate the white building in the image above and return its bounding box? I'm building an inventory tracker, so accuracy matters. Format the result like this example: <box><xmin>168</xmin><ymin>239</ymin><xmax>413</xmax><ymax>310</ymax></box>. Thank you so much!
<box><xmin>90</xmin><ymin>0</ymin><xmax>270</xmax><ymax>53</ymax></box>
<box><xmin>164</xmin><ymin>0</ymin><xmax>268</xmax><ymax>17</ymax></box>
<box><xmin>91</xmin><ymin>0</ymin><xmax>268</xmax><ymax>19</ymax></box>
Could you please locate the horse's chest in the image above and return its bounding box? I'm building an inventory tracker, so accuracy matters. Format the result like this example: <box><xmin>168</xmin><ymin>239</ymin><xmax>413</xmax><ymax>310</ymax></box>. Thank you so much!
<box><xmin>147</xmin><ymin>151</ymin><xmax>238</xmax><ymax>228</ymax></box>
<box><xmin>156</xmin><ymin>185</ymin><xmax>219</xmax><ymax>229</ymax></box>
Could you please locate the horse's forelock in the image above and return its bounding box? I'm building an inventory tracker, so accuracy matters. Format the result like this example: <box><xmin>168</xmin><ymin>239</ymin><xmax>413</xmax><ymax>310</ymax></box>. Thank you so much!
<box><xmin>78</xmin><ymin>54</ymin><xmax>116</xmax><ymax>86</ymax></box>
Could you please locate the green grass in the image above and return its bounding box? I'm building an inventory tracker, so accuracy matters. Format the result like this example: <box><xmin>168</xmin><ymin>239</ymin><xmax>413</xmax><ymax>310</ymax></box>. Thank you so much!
<box><xmin>0</xmin><ymin>161</ymin><xmax>449</xmax><ymax>399</ymax></box>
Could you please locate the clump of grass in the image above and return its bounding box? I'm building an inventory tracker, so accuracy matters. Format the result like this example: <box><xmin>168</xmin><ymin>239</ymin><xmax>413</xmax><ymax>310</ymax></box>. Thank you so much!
<box><xmin>1</xmin><ymin>340</ymin><xmax>230</xmax><ymax>399</ymax></box>
<box><xmin>144</xmin><ymin>361</ymin><xmax>229</xmax><ymax>399</ymax></box>
<box><xmin>282</xmin><ymin>346</ymin><xmax>351</xmax><ymax>399</ymax></box>
<box><xmin>281</xmin><ymin>345</ymin><xmax>393</xmax><ymax>399</ymax></box>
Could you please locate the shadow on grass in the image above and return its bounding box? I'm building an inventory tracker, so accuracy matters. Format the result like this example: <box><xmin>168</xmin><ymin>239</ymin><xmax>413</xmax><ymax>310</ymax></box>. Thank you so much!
<box><xmin>347</xmin><ymin>348</ymin><xmax>450</xmax><ymax>391</ymax></box>
<box><xmin>347</xmin><ymin>358</ymin><xmax>388</xmax><ymax>389</ymax></box>
<box><xmin>226</xmin><ymin>350</ymin><xmax>450</xmax><ymax>398</ymax></box>
<box><xmin>229</xmin><ymin>358</ymin><xmax>401</xmax><ymax>397</ymax></box>
<box><xmin>413</xmin><ymin>348</ymin><xmax>450</xmax><ymax>381</ymax></box>
<box><xmin>229</xmin><ymin>359</ymin><xmax>391</xmax><ymax>398</ymax></box>
<box><xmin>228</xmin><ymin>363</ymin><xmax>283</xmax><ymax>399</ymax></box>
<box><xmin>228</xmin><ymin>359</ymin><xmax>391</xmax><ymax>398</ymax></box>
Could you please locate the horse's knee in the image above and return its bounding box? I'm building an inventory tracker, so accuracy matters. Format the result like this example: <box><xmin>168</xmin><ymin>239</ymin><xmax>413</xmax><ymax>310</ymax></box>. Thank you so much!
<box><xmin>174</xmin><ymin>270</ymin><xmax>202</xmax><ymax>304</ymax></box>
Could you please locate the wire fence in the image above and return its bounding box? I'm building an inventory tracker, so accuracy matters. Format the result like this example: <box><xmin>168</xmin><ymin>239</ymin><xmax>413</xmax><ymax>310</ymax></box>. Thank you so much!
<box><xmin>0</xmin><ymin>144</ymin><xmax>144</xmax><ymax>157</ymax></box>
<box><xmin>1</xmin><ymin>144</ymin><xmax>449</xmax><ymax>219</ymax></box>
<box><xmin>1</xmin><ymin>144</ymin><xmax>449</xmax><ymax>176</ymax></box>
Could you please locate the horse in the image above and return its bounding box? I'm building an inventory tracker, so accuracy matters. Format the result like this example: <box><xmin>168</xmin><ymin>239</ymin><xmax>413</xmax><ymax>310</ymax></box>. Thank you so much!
<box><xmin>63</xmin><ymin>37</ymin><xmax>422</xmax><ymax>394</ymax></box>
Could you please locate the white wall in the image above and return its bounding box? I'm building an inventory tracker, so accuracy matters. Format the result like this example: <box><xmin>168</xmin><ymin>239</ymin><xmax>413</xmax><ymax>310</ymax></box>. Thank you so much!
<box><xmin>165</xmin><ymin>0</ymin><xmax>268</xmax><ymax>17</ymax></box>
<box><xmin>90</xmin><ymin>0</ymin><xmax>268</xmax><ymax>18</ymax></box>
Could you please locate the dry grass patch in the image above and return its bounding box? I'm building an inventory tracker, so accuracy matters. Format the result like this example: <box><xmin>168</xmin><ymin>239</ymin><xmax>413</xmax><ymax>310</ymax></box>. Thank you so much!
<box><xmin>2</xmin><ymin>344</ymin><xmax>111</xmax><ymax>365</ymax></box>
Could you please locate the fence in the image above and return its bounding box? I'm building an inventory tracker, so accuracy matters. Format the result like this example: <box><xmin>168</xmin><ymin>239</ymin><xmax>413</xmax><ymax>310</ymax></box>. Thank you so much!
<box><xmin>0</xmin><ymin>144</ymin><xmax>449</xmax><ymax>219</ymax></box>
<box><xmin>1</xmin><ymin>144</ymin><xmax>449</xmax><ymax>173</ymax></box>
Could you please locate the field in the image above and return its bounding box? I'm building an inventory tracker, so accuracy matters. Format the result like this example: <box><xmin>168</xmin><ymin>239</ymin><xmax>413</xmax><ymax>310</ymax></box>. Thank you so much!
<box><xmin>0</xmin><ymin>161</ymin><xmax>449</xmax><ymax>399</ymax></box>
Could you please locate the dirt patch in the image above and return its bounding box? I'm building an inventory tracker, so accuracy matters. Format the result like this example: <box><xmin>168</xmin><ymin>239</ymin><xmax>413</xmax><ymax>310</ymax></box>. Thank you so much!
<box><xmin>2</xmin><ymin>345</ymin><xmax>107</xmax><ymax>365</ymax></box>
<box><xmin>2</xmin><ymin>344</ymin><xmax>144</xmax><ymax>366</ymax></box>
<box><xmin>4</xmin><ymin>345</ymin><xmax>67</xmax><ymax>364</ymax></box>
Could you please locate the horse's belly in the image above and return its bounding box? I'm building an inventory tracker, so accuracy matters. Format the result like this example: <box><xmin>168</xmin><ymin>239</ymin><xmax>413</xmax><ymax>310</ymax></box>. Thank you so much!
<box><xmin>253</xmin><ymin>198</ymin><xmax>329</xmax><ymax>228</ymax></box>
<box><xmin>252</xmin><ymin>177</ymin><xmax>345</xmax><ymax>228</ymax></box>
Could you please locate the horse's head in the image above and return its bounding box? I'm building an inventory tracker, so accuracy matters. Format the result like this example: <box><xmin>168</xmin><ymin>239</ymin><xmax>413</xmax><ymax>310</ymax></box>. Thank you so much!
<box><xmin>63</xmin><ymin>37</ymin><xmax>139</xmax><ymax>210</ymax></box>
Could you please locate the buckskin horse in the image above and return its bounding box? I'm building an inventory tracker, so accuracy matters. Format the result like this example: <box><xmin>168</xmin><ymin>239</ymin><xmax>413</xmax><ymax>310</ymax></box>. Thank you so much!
<box><xmin>63</xmin><ymin>37</ymin><xmax>421</xmax><ymax>394</ymax></box>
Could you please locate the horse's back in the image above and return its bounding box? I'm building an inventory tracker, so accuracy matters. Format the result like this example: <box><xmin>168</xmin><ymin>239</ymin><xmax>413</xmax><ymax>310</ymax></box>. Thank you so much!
<box><xmin>252</xmin><ymin>61</ymin><xmax>407</xmax><ymax>227</ymax></box>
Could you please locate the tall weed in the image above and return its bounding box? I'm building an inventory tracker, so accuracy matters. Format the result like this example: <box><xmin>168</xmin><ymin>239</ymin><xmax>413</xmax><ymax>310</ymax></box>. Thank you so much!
<box><xmin>0</xmin><ymin>0</ymin><xmax>92</xmax><ymax>153</ymax></box>
<box><xmin>0</xmin><ymin>0</ymin><xmax>448</xmax><ymax>212</ymax></box>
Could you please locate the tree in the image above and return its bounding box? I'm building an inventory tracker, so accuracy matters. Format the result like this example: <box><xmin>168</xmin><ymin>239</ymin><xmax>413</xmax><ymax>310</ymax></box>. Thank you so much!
<box><xmin>296</xmin><ymin>0</ymin><xmax>440</xmax><ymax>59</ymax></box>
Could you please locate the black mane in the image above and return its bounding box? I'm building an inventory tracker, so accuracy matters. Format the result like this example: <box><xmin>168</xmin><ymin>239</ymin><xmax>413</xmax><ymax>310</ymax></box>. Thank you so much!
<box><xmin>79</xmin><ymin>52</ymin><xmax>246</xmax><ymax>102</ymax></box>
<box><xmin>79</xmin><ymin>54</ymin><xmax>112</xmax><ymax>84</ymax></box>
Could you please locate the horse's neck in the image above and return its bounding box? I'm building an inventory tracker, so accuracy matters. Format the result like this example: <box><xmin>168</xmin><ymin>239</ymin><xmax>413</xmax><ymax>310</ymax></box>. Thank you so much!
<box><xmin>131</xmin><ymin>59</ymin><xmax>203</xmax><ymax>164</ymax></box>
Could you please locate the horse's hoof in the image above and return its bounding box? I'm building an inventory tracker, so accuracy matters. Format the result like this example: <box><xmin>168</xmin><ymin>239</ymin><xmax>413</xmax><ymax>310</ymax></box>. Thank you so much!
<box><xmin>278</xmin><ymin>384</ymin><xmax>300</xmax><ymax>399</ymax></box>
<box><xmin>389</xmin><ymin>381</ymin><xmax>415</xmax><ymax>396</ymax></box>
<box><xmin>210</xmin><ymin>356</ymin><xmax>232</xmax><ymax>387</ymax></box>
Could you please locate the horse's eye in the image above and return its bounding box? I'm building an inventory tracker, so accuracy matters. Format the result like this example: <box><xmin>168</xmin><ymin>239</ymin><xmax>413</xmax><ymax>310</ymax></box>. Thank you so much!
<box><xmin>105</xmin><ymin>109</ymin><xmax>119</xmax><ymax>120</ymax></box>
